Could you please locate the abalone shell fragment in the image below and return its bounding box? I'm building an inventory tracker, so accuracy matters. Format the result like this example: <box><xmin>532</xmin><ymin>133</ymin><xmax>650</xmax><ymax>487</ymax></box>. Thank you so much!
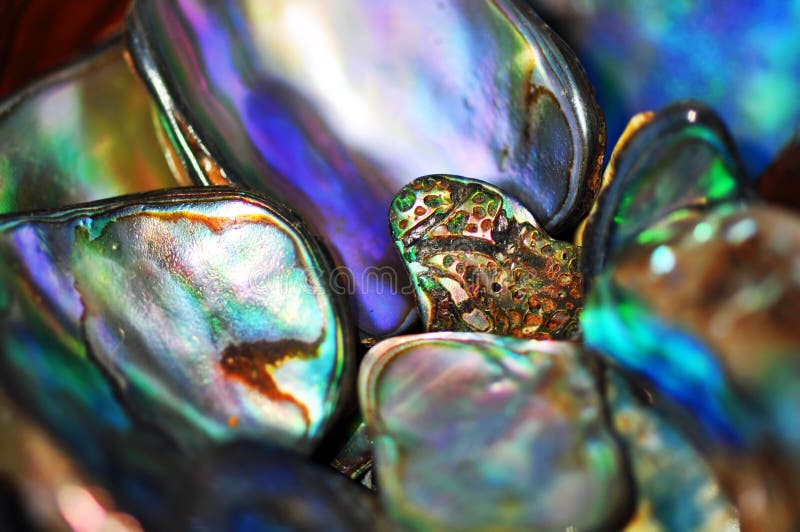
<box><xmin>0</xmin><ymin>189</ymin><xmax>353</xmax><ymax>455</ymax></box>
<box><xmin>582</xmin><ymin>205</ymin><xmax>800</xmax><ymax>529</ymax></box>
<box><xmin>172</xmin><ymin>442</ymin><xmax>387</xmax><ymax>531</ymax></box>
<box><xmin>0</xmin><ymin>39</ymin><xmax>184</xmax><ymax>215</ymax></box>
<box><xmin>330</xmin><ymin>422</ymin><xmax>376</xmax><ymax>490</ymax></box>
<box><xmin>580</xmin><ymin>102</ymin><xmax>751</xmax><ymax>287</ymax></box>
<box><xmin>127</xmin><ymin>0</ymin><xmax>605</xmax><ymax>337</ymax></box>
<box><xmin>391</xmin><ymin>175</ymin><xmax>582</xmax><ymax>339</ymax></box>
<box><xmin>359</xmin><ymin>332</ymin><xmax>632</xmax><ymax>530</ymax></box>
<box><xmin>606</xmin><ymin>371</ymin><xmax>738</xmax><ymax>531</ymax></box>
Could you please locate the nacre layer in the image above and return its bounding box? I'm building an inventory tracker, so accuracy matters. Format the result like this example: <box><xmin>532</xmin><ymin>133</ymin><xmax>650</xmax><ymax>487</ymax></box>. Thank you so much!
<box><xmin>0</xmin><ymin>39</ymin><xmax>184</xmax><ymax>215</ymax></box>
<box><xmin>579</xmin><ymin>102</ymin><xmax>751</xmax><ymax>286</ymax></box>
<box><xmin>0</xmin><ymin>189</ymin><xmax>353</xmax><ymax>457</ymax></box>
<box><xmin>128</xmin><ymin>0</ymin><xmax>605</xmax><ymax>336</ymax></box>
<box><xmin>583</xmin><ymin>205</ymin><xmax>800</xmax><ymax>529</ymax></box>
<box><xmin>606</xmin><ymin>371</ymin><xmax>738</xmax><ymax>531</ymax></box>
<box><xmin>360</xmin><ymin>332</ymin><xmax>631</xmax><ymax>530</ymax></box>
<box><xmin>391</xmin><ymin>175</ymin><xmax>583</xmax><ymax>339</ymax></box>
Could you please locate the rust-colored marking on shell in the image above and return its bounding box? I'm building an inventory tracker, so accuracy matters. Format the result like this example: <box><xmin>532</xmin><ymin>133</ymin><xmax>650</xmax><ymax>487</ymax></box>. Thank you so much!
<box><xmin>390</xmin><ymin>175</ymin><xmax>583</xmax><ymax>339</ymax></box>
<box><xmin>220</xmin><ymin>339</ymin><xmax>317</xmax><ymax>428</ymax></box>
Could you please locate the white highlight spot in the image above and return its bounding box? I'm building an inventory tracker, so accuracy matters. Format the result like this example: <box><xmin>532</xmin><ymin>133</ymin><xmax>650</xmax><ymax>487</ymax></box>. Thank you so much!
<box><xmin>650</xmin><ymin>245</ymin><xmax>676</xmax><ymax>275</ymax></box>
<box><xmin>693</xmin><ymin>222</ymin><xmax>713</xmax><ymax>243</ymax></box>
<box><xmin>726</xmin><ymin>218</ymin><xmax>757</xmax><ymax>245</ymax></box>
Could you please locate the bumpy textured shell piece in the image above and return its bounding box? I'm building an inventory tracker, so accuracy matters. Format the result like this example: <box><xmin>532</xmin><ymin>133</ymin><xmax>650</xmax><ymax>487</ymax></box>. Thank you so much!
<box><xmin>127</xmin><ymin>0</ymin><xmax>605</xmax><ymax>336</ymax></box>
<box><xmin>391</xmin><ymin>174</ymin><xmax>583</xmax><ymax>340</ymax></box>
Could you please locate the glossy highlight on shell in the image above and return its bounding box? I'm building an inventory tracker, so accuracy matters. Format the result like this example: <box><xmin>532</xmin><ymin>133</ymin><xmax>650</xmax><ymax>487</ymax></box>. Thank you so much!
<box><xmin>0</xmin><ymin>188</ymin><xmax>353</xmax><ymax>456</ymax></box>
<box><xmin>583</xmin><ymin>204</ymin><xmax>800</xmax><ymax>529</ymax></box>
<box><xmin>127</xmin><ymin>0</ymin><xmax>605</xmax><ymax>337</ymax></box>
<box><xmin>391</xmin><ymin>175</ymin><xmax>583</xmax><ymax>339</ymax></box>
<box><xmin>579</xmin><ymin>102</ymin><xmax>751</xmax><ymax>286</ymax></box>
<box><xmin>0</xmin><ymin>38</ymin><xmax>184</xmax><ymax>215</ymax></box>
<box><xmin>359</xmin><ymin>332</ymin><xmax>632</xmax><ymax>530</ymax></box>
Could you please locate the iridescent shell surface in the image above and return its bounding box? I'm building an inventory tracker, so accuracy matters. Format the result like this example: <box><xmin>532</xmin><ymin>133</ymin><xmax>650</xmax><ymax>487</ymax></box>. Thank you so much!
<box><xmin>359</xmin><ymin>332</ymin><xmax>632</xmax><ymax>530</ymax></box>
<box><xmin>580</xmin><ymin>102</ymin><xmax>751</xmax><ymax>286</ymax></box>
<box><xmin>533</xmin><ymin>0</ymin><xmax>800</xmax><ymax>175</ymax></box>
<box><xmin>582</xmin><ymin>205</ymin><xmax>800</xmax><ymax>529</ymax></box>
<box><xmin>127</xmin><ymin>0</ymin><xmax>605</xmax><ymax>337</ymax></box>
<box><xmin>0</xmin><ymin>189</ymin><xmax>353</xmax><ymax>456</ymax></box>
<box><xmin>0</xmin><ymin>39</ymin><xmax>184</xmax><ymax>214</ymax></box>
<box><xmin>391</xmin><ymin>175</ymin><xmax>583</xmax><ymax>339</ymax></box>
<box><xmin>606</xmin><ymin>371</ymin><xmax>738</xmax><ymax>531</ymax></box>
<box><xmin>172</xmin><ymin>442</ymin><xmax>387</xmax><ymax>531</ymax></box>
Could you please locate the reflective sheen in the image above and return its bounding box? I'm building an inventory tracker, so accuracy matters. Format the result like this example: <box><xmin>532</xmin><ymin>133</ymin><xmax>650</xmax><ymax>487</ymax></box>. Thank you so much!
<box><xmin>0</xmin><ymin>189</ymin><xmax>353</xmax><ymax>457</ymax></box>
<box><xmin>582</xmin><ymin>205</ymin><xmax>800</xmax><ymax>529</ymax></box>
<box><xmin>0</xmin><ymin>39</ymin><xmax>185</xmax><ymax>215</ymax></box>
<box><xmin>533</xmin><ymin>0</ymin><xmax>800</xmax><ymax>175</ymax></box>
<box><xmin>579</xmin><ymin>102</ymin><xmax>751</xmax><ymax>286</ymax></box>
<box><xmin>330</xmin><ymin>422</ymin><xmax>376</xmax><ymax>490</ymax></box>
<box><xmin>128</xmin><ymin>0</ymin><xmax>605</xmax><ymax>336</ymax></box>
<box><xmin>607</xmin><ymin>372</ymin><xmax>738</xmax><ymax>531</ymax></box>
<box><xmin>391</xmin><ymin>175</ymin><xmax>583</xmax><ymax>339</ymax></box>
<box><xmin>171</xmin><ymin>442</ymin><xmax>387</xmax><ymax>531</ymax></box>
<box><xmin>360</xmin><ymin>332</ymin><xmax>631</xmax><ymax>530</ymax></box>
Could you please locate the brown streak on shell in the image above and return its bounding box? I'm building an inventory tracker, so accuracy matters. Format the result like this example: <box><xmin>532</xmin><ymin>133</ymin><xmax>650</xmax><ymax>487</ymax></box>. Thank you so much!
<box><xmin>220</xmin><ymin>338</ymin><xmax>321</xmax><ymax>429</ymax></box>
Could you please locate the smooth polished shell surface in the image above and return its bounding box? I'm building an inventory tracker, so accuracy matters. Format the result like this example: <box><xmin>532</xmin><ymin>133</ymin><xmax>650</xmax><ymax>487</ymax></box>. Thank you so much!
<box><xmin>0</xmin><ymin>189</ymin><xmax>353</xmax><ymax>455</ymax></box>
<box><xmin>0</xmin><ymin>39</ymin><xmax>184</xmax><ymax>215</ymax></box>
<box><xmin>391</xmin><ymin>175</ymin><xmax>583</xmax><ymax>339</ymax></box>
<box><xmin>607</xmin><ymin>371</ymin><xmax>738</xmax><ymax>531</ymax></box>
<box><xmin>128</xmin><ymin>0</ymin><xmax>605</xmax><ymax>337</ymax></box>
<box><xmin>580</xmin><ymin>102</ymin><xmax>751</xmax><ymax>286</ymax></box>
<box><xmin>582</xmin><ymin>204</ymin><xmax>800</xmax><ymax>529</ymax></box>
<box><xmin>359</xmin><ymin>332</ymin><xmax>631</xmax><ymax>530</ymax></box>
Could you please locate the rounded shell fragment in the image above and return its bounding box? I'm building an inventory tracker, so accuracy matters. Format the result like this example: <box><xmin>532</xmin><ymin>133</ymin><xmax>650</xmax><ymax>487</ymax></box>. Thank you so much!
<box><xmin>359</xmin><ymin>332</ymin><xmax>632</xmax><ymax>530</ymax></box>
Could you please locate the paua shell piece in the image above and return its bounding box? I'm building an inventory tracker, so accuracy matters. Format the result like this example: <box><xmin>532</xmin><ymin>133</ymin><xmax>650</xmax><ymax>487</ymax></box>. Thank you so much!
<box><xmin>359</xmin><ymin>332</ymin><xmax>632</xmax><ymax>530</ymax></box>
<box><xmin>580</xmin><ymin>102</ymin><xmax>751</xmax><ymax>287</ymax></box>
<box><xmin>127</xmin><ymin>0</ymin><xmax>605</xmax><ymax>337</ymax></box>
<box><xmin>330</xmin><ymin>422</ymin><xmax>376</xmax><ymax>490</ymax></box>
<box><xmin>582</xmin><ymin>205</ymin><xmax>800</xmax><ymax>529</ymax></box>
<box><xmin>606</xmin><ymin>371</ymin><xmax>738</xmax><ymax>531</ymax></box>
<box><xmin>0</xmin><ymin>189</ymin><xmax>353</xmax><ymax>455</ymax></box>
<box><xmin>532</xmin><ymin>1</ymin><xmax>800</xmax><ymax>175</ymax></box>
<box><xmin>391</xmin><ymin>175</ymin><xmax>583</xmax><ymax>339</ymax></box>
<box><xmin>0</xmin><ymin>39</ymin><xmax>185</xmax><ymax>215</ymax></box>
<box><xmin>172</xmin><ymin>442</ymin><xmax>388</xmax><ymax>531</ymax></box>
